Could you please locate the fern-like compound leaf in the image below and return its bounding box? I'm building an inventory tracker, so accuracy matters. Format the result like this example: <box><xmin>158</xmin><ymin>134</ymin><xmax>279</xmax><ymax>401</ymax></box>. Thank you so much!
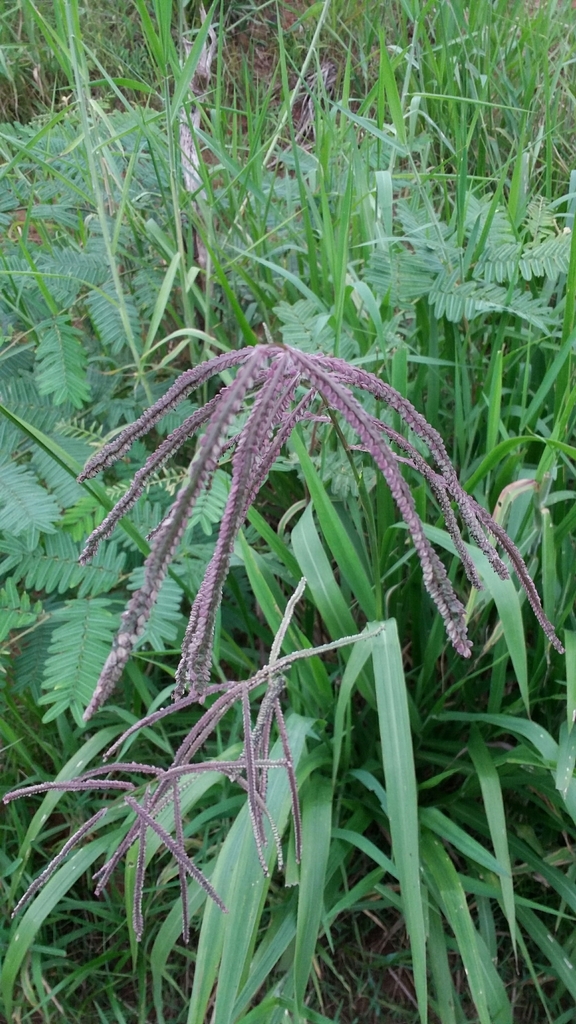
<box><xmin>0</xmin><ymin>532</ymin><xmax>125</xmax><ymax>598</ymax></box>
<box><xmin>1</xmin><ymin>374</ymin><xmax>60</xmax><ymax>434</ymax></box>
<box><xmin>0</xmin><ymin>577</ymin><xmax>43</xmax><ymax>644</ymax></box>
<box><xmin>35</xmin><ymin>317</ymin><xmax>91</xmax><ymax>408</ymax></box>
<box><xmin>0</xmin><ymin>461</ymin><xmax>60</xmax><ymax>542</ymax></box>
<box><xmin>12</xmin><ymin>618</ymin><xmax>53</xmax><ymax>696</ymax></box>
<box><xmin>429</xmin><ymin>270</ymin><xmax>552</xmax><ymax>331</ymax></box>
<box><xmin>38</xmin><ymin>598</ymin><xmax>120</xmax><ymax>726</ymax></box>
<box><xmin>365</xmin><ymin>248</ymin><xmax>436</xmax><ymax>305</ymax></box>
<box><xmin>85</xmin><ymin>282</ymin><xmax>141</xmax><ymax>355</ymax></box>
<box><xmin>274</xmin><ymin>298</ymin><xmax>337</xmax><ymax>355</ymax></box>
<box><xmin>31</xmin><ymin>446</ymin><xmax>85</xmax><ymax>508</ymax></box>
<box><xmin>476</xmin><ymin>235</ymin><xmax>571</xmax><ymax>284</ymax></box>
<box><xmin>188</xmin><ymin>467</ymin><xmax>230</xmax><ymax>535</ymax></box>
<box><xmin>518</xmin><ymin>234</ymin><xmax>572</xmax><ymax>281</ymax></box>
<box><xmin>128</xmin><ymin>568</ymin><xmax>184</xmax><ymax>650</ymax></box>
<box><xmin>39</xmin><ymin>247</ymin><xmax>109</xmax><ymax>288</ymax></box>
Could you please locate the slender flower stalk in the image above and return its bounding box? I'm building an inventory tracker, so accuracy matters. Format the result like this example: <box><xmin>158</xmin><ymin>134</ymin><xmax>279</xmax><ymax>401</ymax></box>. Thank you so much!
<box><xmin>175</xmin><ymin>356</ymin><xmax>299</xmax><ymax>696</ymax></box>
<box><xmin>79</xmin><ymin>348</ymin><xmax>256</xmax><ymax>482</ymax></box>
<box><xmin>4</xmin><ymin>595</ymin><xmax>382</xmax><ymax>940</ymax></box>
<box><xmin>82</xmin><ymin>349</ymin><xmax>271</xmax><ymax>719</ymax></box>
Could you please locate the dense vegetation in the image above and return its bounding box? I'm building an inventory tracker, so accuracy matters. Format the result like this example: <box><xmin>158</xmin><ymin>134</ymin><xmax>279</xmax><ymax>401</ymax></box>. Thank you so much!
<box><xmin>1</xmin><ymin>1</ymin><xmax>576</xmax><ymax>1021</ymax></box>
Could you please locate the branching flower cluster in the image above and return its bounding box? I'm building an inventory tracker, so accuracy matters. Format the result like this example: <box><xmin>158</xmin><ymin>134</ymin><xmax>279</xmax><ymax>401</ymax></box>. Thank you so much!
<box><xmin>6</xmin><ymin>342</ymin><xmax>563</xmax><ymax>937</ymax></box>
<box><xmin>5</xmin><ymin>582</ymin><xmax>384</xmax><ymax>940</ymax></box>
<box><xmin>78</xmin><ymin>342</ymin><xmax>563</xmax><ymax>719</ymax></box>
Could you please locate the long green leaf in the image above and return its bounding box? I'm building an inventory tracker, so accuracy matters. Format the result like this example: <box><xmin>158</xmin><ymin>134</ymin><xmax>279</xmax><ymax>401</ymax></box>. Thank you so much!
<box><xmin>332</xmin><ymin>635</ymin><xmax>373</xmax><ymax>783</ymax></box>
<box><xmin>517</xmin><ymin>907</ymin><xmax>576</xmax><ymax>1001</ymax></box>
<box><xmin>233</xmin><ymin>907</ymin><xmax>297</xmax><ymax>1020</ymax></box>
<box><xmin>186</xmin><ymin>715</ymin><xmax>309</xmax><ymax>1024</ymax></box>
<box><xmin>428</xmin><ymin>905</ymin><xmax>458</xmax><ymax>1024</ymax></box>
<box><xmin>126</xmin><ymin>767</ymin><xmax>227</xmax><ymax>967</ymax></box>
<box><xmin>170</xmin><ymin>3</ymin><xmax>218</xmax><ymax>117</ymax></box>
<box><xmin>420</xmin><ymin>806</ymin><xmax>509</xmax><ymax>878</ymax></box>
<box><xmin>424</xmin><ymin>524</ymin><xmax>529</xmax><ymax>712</ymax></box>
<box><xmin>246</xmin><ymin>506</ymin><xmax>301</xmax><ymax>580</ymax></box>
<box><xmin>293</xmin><ymin>776</ymin><xmax>332</xmax><ymax>1013</ymax></box>
<box><xmin>463</xmin><ymin>436</ymin><xmax>535</xmax><ymax>492</ymax></box>
<box><xmin>9</xmin><ymin>725</ymin><xmax>122</xmax><ymax>901</ymax></box>
<box><xmin>422</xmin><ymin>832</ymin><xmax>491</xmax><ymax>1024</ymax></box>
<box><xmin>555</xmin><ymin>721</ymin><xmax>576</xmax><ymax>799</ymax></box>
<box><xmin>1</xmin><ymin>833</ymin><xmax>112</xmax><ymax>1017</ymax></box>
<box><xmin>291</xmin><ymin>432</ymin><xmax>375</xmax><ymax>619</ymax></box>
<box><xmin>238</xmin><ymin>532</ymin><xmax>332</xmax><ymax>708</ymax></box>
<box><xmin>331</xmin><ymin>828</ymin><xmax>396</xmax><ymax>877</ymax></box>
<box><xmin>291</xmin><ymin>504</ymin><xmax>356</xmax><ymax>640</ymax></box>
<box><xmin>143</xmin><ymin>251</ymin><xmax>180</xmax><ymax>355</ymax></box>
<box><xmin>151</xmin><ymin>869</ymin><xmax>213</xmax><ymax>1024</ymax></box>
<box><xmin>468</xmin><ymin>726</ymin><xmax>516</xmax><ymax>954</ymax></box>
<box><xmin>437</xmin><ymin>711</ymin><xmax>558</xmax><ymax>763</ymax></box>
<box><xmin>372</xmin><ymin>621</ymin><xmax>428</xmax><ymax>1021</ymax></box>
<box><xmin>565</xmin><ymin>630</ymin><xmax>576</xmax><ymax>729</ymax></box>
<box><xmin>379</xmin><ymin>32</ymin><xmax>407</xmax><ymax>146</ymax></box>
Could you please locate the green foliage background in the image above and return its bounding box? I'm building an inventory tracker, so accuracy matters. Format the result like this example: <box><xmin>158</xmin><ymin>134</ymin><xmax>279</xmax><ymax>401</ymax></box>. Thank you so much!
<box><xmin>1</xmin><ymin>0</ymin><xmax>576</xmax><ymax>1021</ymax></box>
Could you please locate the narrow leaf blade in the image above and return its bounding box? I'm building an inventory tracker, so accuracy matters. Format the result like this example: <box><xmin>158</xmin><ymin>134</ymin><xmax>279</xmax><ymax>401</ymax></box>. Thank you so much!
<box><xmin>372</xmin><ymin>621</ymin><xmax>427</xmax><ymax>1020</ymax></box>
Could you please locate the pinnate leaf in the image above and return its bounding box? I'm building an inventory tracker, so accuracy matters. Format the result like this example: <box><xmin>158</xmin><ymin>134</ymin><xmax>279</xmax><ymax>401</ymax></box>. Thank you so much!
<box><xmin>0</xmin><ymin>577</ymin><xmax>43</xmax><ymax>643</ymax></box>
<box><xmin>35</xmin><ymin>317</ymin><xmax>90</xmax><ymax>408</ymax></box>
<box><xmin>0</xmin><ymin>461</ymin><xmax>60</xmax><ymax>540</ymax></box>
<box><xmin>0</xmin><ymin>532</ymin><xmax>125</xmax><ymax>597</ymax></box>
<box><xmin>39</xmin><ymin>598</ymin><xmax>119</xmax><ymax>725</ymax></box>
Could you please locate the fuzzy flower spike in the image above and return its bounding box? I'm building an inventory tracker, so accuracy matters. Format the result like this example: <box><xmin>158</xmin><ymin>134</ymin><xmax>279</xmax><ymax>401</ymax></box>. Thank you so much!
<box><xmin>5</xmin><ymin>342</ymin><xmax>564</xmax><ymax>941</ymax></box>
<box><xmin>77</xmin><ymin>342</ymin><xmax>562</xmax><ymax>718</ymax></box>
<box><xmin>4</xmin><ymin>583</ymin><xmax>385</xmax><ymax>941</ymax></box>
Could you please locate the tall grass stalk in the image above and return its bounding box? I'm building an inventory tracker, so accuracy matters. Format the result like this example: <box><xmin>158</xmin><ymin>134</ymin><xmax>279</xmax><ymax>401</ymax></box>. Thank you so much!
<box><xmin>0</xmin><ymin>1</ymin><xmax>575</xmax><ymax>1021</ymax></box>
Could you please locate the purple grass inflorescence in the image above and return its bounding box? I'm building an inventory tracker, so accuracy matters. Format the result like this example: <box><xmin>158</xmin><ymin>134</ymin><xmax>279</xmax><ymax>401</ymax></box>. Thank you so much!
<box><xmin>5</xmin><ymin>342</ymin><xmax>563</xmax><ymax>940</ymax></box>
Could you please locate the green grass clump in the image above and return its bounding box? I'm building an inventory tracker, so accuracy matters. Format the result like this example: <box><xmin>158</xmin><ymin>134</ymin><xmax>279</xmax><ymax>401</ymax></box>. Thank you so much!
<box><xmin>1</xmin><ymin>0</ymin><xmax>576</xmax><ymax>1021</ymax></box>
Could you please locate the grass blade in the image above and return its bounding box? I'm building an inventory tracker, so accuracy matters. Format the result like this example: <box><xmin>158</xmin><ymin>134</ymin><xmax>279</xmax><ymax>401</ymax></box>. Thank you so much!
<box><xmin>151</xmin><ymin>866</ymin><xmax>214</xmax><ymax>1024</ymax></box>
<box><xmin>8</xmin><ymin>725</ymin><xmax>122</xmax><ymax>901</ymax></box>
<box><xmin>186</xmin><ymin>716</ymin><xmax>309</xmax><ymax>1024</ymax></box>
<box><xmin>438</xmin><ymin>711</ymin><xmax>558</xmax><ymax>762</ymax></box>
<box><xmin>379</xmin><ymin>34</ymin><xmax>406</xmax><ymax>146</ymax></box>
<box><xmin>291</xmin><ymin>504</ymin><xmax>356</xmax><ymax>640</ymax></box>
<box><xmin>422</xmin><ymin>832</ymin><xmax>491</xmax><ymax>1024</ymax></box>
<box><xmin>332</xmin><ymin>634</ymin><xmax>374</xmax><ymax>783</ymax></box>
<box><xmin>424</xmin><ymin>524</ymin><xmax>529</xmax><ymax>713</ymax></box>
<box><xmin>468</xmin><ymin>726</ymin><xmax>516</xmax><ymax>955</ymax></box>
<box><xmin>1</xmin><ymin>833</ymin><xmax>111</xmax><ymax>1017</ymax></box>
<box><xmin>420</xmin><ymin>806</ymin><xmax>509</xmax><ymax>878</ymax></box>
<box><xmin>555</xmin><ymin>722</ymin><xmax>576</xmax><ymax>800</ymax></box>
<box><xmin>142</xmin><ymin>252</ymin><xmax>181</xmax><ymax>358</ymax></box>
<box><xmin>517</xmin><ymin>907</ymin><xmax>576</xmax><ymax>1001</ymax></box>
<box><xmin>565</xmin><ymin>630</ymin><xmax>576</xmax><ymax>729</ymax></box>
<box><xmin>291</xmin><ymin>432</ymin><xmax>375</xmax><ymax>619</ymax></box>
<box><xmin>372</xmin><ymin>621</ymin><xmax>428</xmax><ymax>1021</ymax></box>
<box><xmin>428</xmin><ymin>905</ymin><xmax>458</xmax><ymax>1024</ymax></box>
<box><xmin>233</xmin><ymin>907</ymin><xmax>297</xmax><ymax>1019</ymax></box>
<box><xmin>293</xmin><ymin>776</ymin><xmax>332</xmax><ymax>1014</ymax></box>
